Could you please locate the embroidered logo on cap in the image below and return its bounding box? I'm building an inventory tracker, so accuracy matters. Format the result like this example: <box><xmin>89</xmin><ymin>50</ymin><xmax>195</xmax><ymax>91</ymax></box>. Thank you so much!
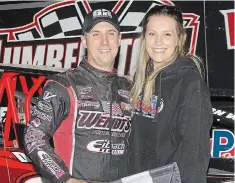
<box><xmin>93</xmin><ymin>9</ymin><xmax>112</xmax><ymax>19</ymax></box>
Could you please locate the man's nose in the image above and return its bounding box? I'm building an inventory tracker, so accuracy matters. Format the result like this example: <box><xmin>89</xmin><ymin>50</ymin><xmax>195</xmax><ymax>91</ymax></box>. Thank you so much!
<box><xmin>100</xmin><ymin>34</ymin><xmax>108</xmax><ymax>45</ymax></box>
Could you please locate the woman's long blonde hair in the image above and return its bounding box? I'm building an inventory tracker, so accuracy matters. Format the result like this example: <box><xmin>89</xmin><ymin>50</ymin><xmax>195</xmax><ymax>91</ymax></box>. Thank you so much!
<box><xmin>130</xmin><ymin>5</ymin><xmax>204</xmax><ymax>107</ymax></box>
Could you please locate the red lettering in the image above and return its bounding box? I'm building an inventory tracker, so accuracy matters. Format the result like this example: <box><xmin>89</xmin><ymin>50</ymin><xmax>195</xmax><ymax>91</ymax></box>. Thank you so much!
<box><xmin>0</xmin><ymin>72</ymin><xmax>46</xmax><ymax>147</ymax></box>
<box><xmin>0</xmin><ymin>73</ymin><xmax>19</xmax><ymax>147</ymax></box>
<box><xmin>220</xmin><ymin>9</ymin><xmax>235</xmax><ymax>49</ymax></box>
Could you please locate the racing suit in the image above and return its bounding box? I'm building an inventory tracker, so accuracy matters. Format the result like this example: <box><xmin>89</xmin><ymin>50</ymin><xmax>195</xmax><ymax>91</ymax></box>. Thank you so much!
<box><xmin>24</xmin><ymin>59</ymin><xmax>132</xmax><ymax>183</ymax></box>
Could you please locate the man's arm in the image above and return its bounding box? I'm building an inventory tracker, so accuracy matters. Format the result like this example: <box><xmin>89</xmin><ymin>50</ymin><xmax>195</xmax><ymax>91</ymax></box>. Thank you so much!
<box><xmin>24</xmin><ymin>80</ymin><xmax>72</xmax><ymax>183</ymax></box>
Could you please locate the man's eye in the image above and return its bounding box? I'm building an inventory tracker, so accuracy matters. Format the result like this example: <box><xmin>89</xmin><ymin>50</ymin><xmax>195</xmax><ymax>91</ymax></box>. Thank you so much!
<box><xmin>109</xmin><ymin>32</ymin><xmax>116</xmax><ymax>36</ymax></box>
<box><xmin>165</xmin><ymin>33</ymin><xmax>172</xmax><ymax>36</ymax></box>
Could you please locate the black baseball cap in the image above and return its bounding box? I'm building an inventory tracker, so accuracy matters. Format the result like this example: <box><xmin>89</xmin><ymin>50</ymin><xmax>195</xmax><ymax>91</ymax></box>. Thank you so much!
<box><xmin>82</xmin><ymin>9</ymin><xmax>120</xmax><ymax>34</ymax></box>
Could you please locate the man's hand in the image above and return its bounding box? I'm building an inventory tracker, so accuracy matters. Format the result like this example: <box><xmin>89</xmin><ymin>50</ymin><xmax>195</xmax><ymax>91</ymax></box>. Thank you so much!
<box><xmin>66</xmin><ymin>178</ymin><xmax>88</xmax><ymax>183</ymax></box>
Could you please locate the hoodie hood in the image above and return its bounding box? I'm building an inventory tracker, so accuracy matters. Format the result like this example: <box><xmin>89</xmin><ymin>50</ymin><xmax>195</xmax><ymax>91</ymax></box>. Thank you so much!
<box><xmin>160</xmin><ymin>58</ymin><xmax>201</xmax><ymax>78</ymax></box>
<box><xmin>152</xmin><ymin>58</ymin><xmax>201</xmax><ymax>122</ymax></box>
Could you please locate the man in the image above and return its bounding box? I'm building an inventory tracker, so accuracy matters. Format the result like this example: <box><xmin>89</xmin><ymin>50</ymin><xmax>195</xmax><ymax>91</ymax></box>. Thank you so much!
<box><xmin>24</xmin><ymin>9</ymin><xmax>132</xmax><ymax>183</ymax></box>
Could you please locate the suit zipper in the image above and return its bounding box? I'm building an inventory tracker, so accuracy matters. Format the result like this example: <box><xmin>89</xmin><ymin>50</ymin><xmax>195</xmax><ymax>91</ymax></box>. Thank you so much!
<box><xmin>108</xmin><ymin>82</ymin><xmax>113</xmax><ymax>180</ymax></box>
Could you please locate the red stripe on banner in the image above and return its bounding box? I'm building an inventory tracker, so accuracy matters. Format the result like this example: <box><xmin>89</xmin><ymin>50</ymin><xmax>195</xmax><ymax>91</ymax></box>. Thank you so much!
<box><xmin>53</xmin><ymin>83</ymin><xmax>76</xmax><ymax>171</ymax></box>
<box><xmin>83</xmin><ymin>0</ymin><xmax>92</xmax><ymax>13</ymax></box>
<box><xmin>0</xmin><ymin>1</ymin><xmax>74</xmax><ymax>40</ymax></box>
<box><xmin>227</xmin><ymin>12</ymin><xmax>234</xmax><ymax>47</ymax></box>
<box><xmin>112</xmin><ymin>0</ymin><xmax>125</xmax><ymax>14</ymax></box>
<box><xmin>161</xmin><ymin>0</ymin><xmax>174</xmax><ymax>6</ymax></box>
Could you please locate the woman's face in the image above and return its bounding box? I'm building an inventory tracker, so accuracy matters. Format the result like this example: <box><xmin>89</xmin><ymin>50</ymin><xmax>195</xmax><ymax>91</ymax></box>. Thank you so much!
<box><xmin>145</xmin><ymin>15</ymin><xmax>179</xmax><ymax>68</ymax></box>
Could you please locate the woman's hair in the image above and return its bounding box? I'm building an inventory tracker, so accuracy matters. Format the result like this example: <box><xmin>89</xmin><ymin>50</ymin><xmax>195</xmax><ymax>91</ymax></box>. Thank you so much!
<box><xmin>130</xmin><ymin>5</ymin><xmax>204</xmax><ymax>106</ymax></box>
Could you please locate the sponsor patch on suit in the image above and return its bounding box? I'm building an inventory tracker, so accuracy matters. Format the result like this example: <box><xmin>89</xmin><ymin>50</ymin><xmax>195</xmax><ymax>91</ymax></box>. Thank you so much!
<box><xmin>77</xmin><ymin>86</ymin><xmax>94</xmax><ymax>99</ymax></box>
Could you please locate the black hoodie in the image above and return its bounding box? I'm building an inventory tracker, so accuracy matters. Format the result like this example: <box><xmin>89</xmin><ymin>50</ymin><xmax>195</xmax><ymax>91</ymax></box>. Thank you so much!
<box><xmin>128</xmin><ymin>58</ymin><xmax>213</xmax><ymax>183</ymax></box>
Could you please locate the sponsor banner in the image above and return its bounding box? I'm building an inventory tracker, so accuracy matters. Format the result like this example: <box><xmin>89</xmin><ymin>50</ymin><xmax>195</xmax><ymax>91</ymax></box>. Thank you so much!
<box><xmin>210</xmin><ymin>129</ymin><xmax>235</xmax><ymax>158</ymax></box>
<box><xmin>0</xmin><ymin>0</ymin><xmax>233</xmax><ymax>93</ymax></box>
<box><xmin>213</xmin><ymin>108</ymin><xmax>235</xmax><ymax>120</ymax></box>
<box><xmin>205</xmin><ymin>1</ymin><xmax>234</xmax><ymax>92</ymax></box>
<box><xmin>0</xmin><ymin>0</ymin><xmax>202</xmax><ymax>78</ymax></box>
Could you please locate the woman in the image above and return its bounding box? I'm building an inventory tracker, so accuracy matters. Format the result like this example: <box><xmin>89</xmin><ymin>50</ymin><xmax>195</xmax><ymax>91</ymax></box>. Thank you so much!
<box><xmin>128</xmin><ymin>5</ymin><xmax>213</xmax><ymax>183</ymax></box>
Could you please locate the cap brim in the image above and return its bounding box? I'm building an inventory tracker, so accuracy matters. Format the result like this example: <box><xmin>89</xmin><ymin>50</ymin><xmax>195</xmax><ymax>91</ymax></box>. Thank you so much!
<box><xmin>84</xmin><ymin>18</ymin><xmax>120</xmax><ymax>34</ymax></box>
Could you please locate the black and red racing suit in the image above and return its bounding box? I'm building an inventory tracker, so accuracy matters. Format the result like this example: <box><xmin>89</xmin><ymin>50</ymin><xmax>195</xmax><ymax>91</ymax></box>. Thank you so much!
<box><xmin>24</xmin><ymin>59</ymin><xmax>132</xmax><ymax>183</ymax></box>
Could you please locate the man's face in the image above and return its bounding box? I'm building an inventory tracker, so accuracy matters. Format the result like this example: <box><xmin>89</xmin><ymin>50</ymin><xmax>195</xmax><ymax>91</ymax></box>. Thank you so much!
<box><xmin>81</xmin><ymin>22</ymin><xmax>121</xmax><ymax>72</ymax></box>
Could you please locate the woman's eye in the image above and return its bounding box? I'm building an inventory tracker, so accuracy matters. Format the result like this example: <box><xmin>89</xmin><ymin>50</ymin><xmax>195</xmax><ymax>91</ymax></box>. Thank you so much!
<box><xmin>149</xmin><ymin>32</ymin><xmax>154</xmax><ymax>36</ymax></box>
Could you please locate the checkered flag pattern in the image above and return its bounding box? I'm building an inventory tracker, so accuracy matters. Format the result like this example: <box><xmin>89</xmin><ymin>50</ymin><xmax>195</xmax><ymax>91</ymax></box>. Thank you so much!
<box><xmin>118</xmin><ymin>1</ymin><xmax>163</xmax><ymax>32</ymax></box>
<box><xmin>102</xmin><ymin>101</ymin><xmax>123</xmax><ymax>116</ymax></box>
<box><xmin>13</xmin><ymin>1</ymin><xmax>168</xmax><ymax>40</ymax></box>
<box><xmin>15</xmin><ymin>27</ymin><xmax>42</xmax><ymax>40</ymax></box>
<box><xmin>38</xmin><ymin>5</ymin><xmax>83</xmax><ymax>38</ymax></box>
<box><xmin>109</xmin><ymin>162</ymin><xmax>181</xmax><ymax>183</ymax></box>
